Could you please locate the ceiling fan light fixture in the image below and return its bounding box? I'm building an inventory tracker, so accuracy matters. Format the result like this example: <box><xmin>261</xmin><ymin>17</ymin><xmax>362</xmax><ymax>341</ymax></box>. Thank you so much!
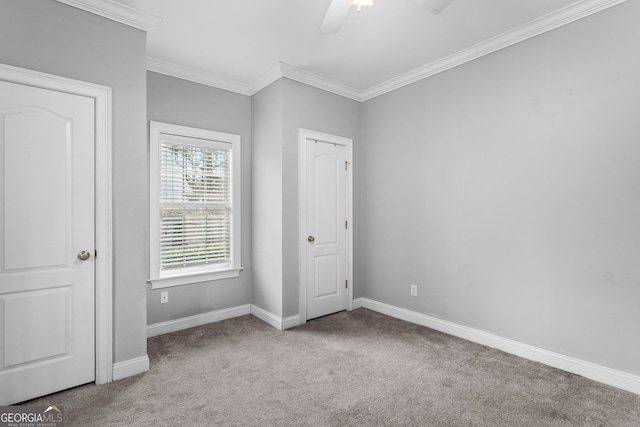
<box><xmin>350</xmin><ymin>0</ymin><xmax>374</xmax><ymax>13</ymax></box>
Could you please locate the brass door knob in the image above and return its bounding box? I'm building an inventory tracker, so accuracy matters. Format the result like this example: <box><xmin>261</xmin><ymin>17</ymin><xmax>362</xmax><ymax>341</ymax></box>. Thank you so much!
<box><xmin>307</xmin><ymin>236</ymin><xmax>315</xmax><ymax>243</ymax></box>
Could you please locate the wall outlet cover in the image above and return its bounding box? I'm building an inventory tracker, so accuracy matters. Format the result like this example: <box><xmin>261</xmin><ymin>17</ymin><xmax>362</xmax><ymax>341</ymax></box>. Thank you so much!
<box><xmin>410</xmin><ymin>284</ymin><xmax>418</xmax><ymax>297</ymax></box>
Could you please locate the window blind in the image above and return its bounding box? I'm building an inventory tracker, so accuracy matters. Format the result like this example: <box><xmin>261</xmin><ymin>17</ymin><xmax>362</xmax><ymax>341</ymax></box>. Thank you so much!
<box><xmin>159</xmin><ymin>140</ymin><xmax>231</xmax><ymax>270</ymax></box>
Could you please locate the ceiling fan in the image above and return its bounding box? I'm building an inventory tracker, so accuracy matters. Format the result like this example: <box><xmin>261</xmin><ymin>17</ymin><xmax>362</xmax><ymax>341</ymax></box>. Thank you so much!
<box><xmin>319</xmin><ymin>0</ymin><xmax>455</xmax><ymax>34</ymax></box>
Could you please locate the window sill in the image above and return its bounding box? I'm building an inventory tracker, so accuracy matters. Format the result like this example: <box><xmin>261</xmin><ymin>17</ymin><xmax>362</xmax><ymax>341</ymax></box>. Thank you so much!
<box><xmin>148</xmin><ymin>267</ymin><xmax>243</xmax><ymax>289</ymax></box>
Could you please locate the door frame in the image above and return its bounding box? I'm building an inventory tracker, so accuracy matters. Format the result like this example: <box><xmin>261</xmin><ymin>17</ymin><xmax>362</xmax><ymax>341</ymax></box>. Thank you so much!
<box><xmin>298</xmin><ymin>129</ymin><xmax>353</xmax><ymax>325</ymax></box>
<box><xmin>0</xmin><ymin>63</ymin><xmax>113</xmax><ymax>384</ymax></box>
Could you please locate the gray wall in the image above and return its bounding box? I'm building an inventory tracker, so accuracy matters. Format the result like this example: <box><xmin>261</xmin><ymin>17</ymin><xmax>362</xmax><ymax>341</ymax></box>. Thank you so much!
<box><xmin>282</xmin><ymin>79</ymin><xmax>361</xmax><ymax>317</ymax></box>
<box><xmin>4</xmin><ymin>0</ymin><xmax>637</xmax><ymax>384</ymax></box>
<box><xmin>251</xmin><ymin>80</ymin><xmax>284</xmax><ymax>316</ymax></box>
<box><xmin>147</xmin><ymin>72</ymin><xmax>252</xmax><ymax>324</ymax></box>
<box><xmin>0</xmin><ymin>0</ymin><xmax>148</xmax><ymax>363</ymax></box>
<box><xmin>360</xmin><ymin>1</ymin><xmax>640</xmax><ymax>376</ymax></box>
<box><xmin>251</xmin><ymin>78</ymin><xmax>361</xmax><ymax>318</ymax></box>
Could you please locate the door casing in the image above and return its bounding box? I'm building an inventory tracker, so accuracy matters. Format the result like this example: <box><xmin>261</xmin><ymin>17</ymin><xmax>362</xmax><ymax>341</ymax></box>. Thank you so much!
<box><xmin>0</xmin><ymin>63</ymin><xmax>113</xmax><ymax>384</ymax></box>
<box><xmin>298</xmin><ymin>129</ymin><xmax>353</xmax><ymax>325</ymax></box>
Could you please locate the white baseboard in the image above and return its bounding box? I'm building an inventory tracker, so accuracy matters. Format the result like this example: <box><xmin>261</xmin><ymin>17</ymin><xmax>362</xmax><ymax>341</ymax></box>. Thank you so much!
<box><xmin>250</xmin><ymin>305</ymin><xmax>301</xmax><ymax>330</ymax></box>
<box><xmin>147</xmin><ymin>304</ymin><xmax>251</xmax><ymax>337</ymax></box>
<box><xmin>282</xmin><ymin>314</ymin><xmax>302</xmax><ymax>330</ymax></box>
<box><xmin>112</xmin><ymin>355</ymin><xmax>150</xmax><ymax>381</ymax></box>
<box><xmin>250</xmin><ymin>305</ymin><xmax>281</xmax><ymax>329</ymax></box>
<box><xmin>147</xmin><ymin>303</ymin><xmax>301</xmax><ymax>340</ymax></box>
<box><xmin>143</xmin><ymin>298</ymin><xmax>639</xmax><ymax>394</ymax></box>
<box><xmin>358</xmin><ymin>297</ymin><xmax>640</xmax><ymax>396</ymax></box>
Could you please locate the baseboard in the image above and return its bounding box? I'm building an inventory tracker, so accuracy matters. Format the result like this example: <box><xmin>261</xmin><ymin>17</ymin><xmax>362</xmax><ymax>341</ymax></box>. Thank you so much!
<box><xmin>250</xmin><ymin>305</ymin><xmax>281</xmax><ymax>329</ymax></box>
<box><xmin>282</xmin><ymin>314</ymin><xmax>303</xmax><ymax>330</ymax></box>
<box><xmin>358</xmin><ymin>298</ymin><xmax>640</xmax><ymax>396</ymax></box>
<box><xmin>112</xmin><ymin>355</ymin><xmax>150</xmax><ymax>381</ymax></box>
<box><xmin>250</xmin><ymin>305</ymin><xmax>301</xmax><ymax>330</ymax></box>
<box><xmin>147</xmin><ymin>304</ymin><xmax>302</xmax><ymax>338</ymax></box>
<box><xmin>147</xmin><ymin>304</ymin><xmax>251</xmax><ymax>337</ymax></box>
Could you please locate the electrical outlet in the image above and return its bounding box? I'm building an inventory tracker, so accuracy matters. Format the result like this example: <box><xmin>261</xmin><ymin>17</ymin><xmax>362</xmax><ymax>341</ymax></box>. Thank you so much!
<box><xmin>160</xmin><ymin>291</ymin><xmax>168</xmax><ymax>304</ymax></box>
<box><xmin>410</xmin><ymin>284</ymin><xmax>418</xmax><ymax>297</ymax></box>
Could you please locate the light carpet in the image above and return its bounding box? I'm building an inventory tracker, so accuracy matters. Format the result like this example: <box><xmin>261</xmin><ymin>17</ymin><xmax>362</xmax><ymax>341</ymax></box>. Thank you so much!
<box><xmin>25</xmin><ymin>308</ymin><xmax>640</xmax><ymax>426</ymax></box>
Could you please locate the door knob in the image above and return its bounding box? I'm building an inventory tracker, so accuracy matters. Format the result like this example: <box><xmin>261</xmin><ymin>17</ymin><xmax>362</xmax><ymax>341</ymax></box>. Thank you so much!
<box><xmin>77</xmin><ymin>250</ymin><xmax>91</xmax><ymax>261</ymax></box>
<box><xmin>307</xmin><ymin>236</ymin><xmax>315</xmax><ymax>243</ymax></box>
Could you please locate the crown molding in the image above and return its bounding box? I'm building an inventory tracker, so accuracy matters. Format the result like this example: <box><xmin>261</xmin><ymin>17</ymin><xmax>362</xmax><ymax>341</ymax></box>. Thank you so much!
<box><xmin>142</xmin><ymin>0</ymin><xmax>626</xmax><ymax>101</ymax></box>
<box><xmin>250</xmin><ymin>62</ymin><xmax>363</xmax><ymax>101</ymax></box>
<box><xmin>248</xmin><ymin>63</ymin><xmax>284</xmax><ymax>95</ymax></box>
<box><xmin>55</xmin><ymin>0</ymin><xmax>161</xmax><ymax>32</ymax></box>
<box><xmin>361</xmin><ymin>0</ymin><xmax>629</xmax><ymax>101</ymax></box>
<box><xmin>146</xmin><ymin>57</ymin><xmax>251</xmax><ymax>96</ymax></box>
<box><xmin>279</xmin><ymin>63</ymin><xmax>363</xmax><ymax>102</ymax></box>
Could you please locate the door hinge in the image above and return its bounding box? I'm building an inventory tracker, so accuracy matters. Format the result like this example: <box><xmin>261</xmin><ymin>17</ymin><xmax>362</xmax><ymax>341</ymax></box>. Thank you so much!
<box><xmin>345</xmin><ymin>220</ymin><xmax>348</xmax><ymax>229</ymax></box>
<box><xmin>94</xmin><ymin>250</ymin><xmax>97</xmax><ymax>259</ymax></box>
<box><xmin>345</xmin><ymin>280</ymin><xmax>348</xmax><ymax>289</ymax></box>
<box><xmin>345</xmin><ymin>160</ymin><xmax>350</xmax><ymax>170</ymax></box>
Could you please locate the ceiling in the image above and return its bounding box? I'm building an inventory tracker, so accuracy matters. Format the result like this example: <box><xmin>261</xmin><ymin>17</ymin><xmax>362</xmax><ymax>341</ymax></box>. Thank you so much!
<box><xmin>110</xmin><ymin>0</ymin><xmax>615</xmax><ymax>98</ymax></box>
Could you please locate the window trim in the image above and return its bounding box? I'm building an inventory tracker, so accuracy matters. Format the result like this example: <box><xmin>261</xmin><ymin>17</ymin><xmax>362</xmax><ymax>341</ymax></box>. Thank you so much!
<box><xmin>148</xmin><ymin>121</ymin><xmax>241</xmax><ymax>288</ymax></box>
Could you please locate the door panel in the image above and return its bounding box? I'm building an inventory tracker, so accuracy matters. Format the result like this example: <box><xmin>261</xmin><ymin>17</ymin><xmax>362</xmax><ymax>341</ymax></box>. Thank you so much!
<box><xmin>314</xmin><ymin>254</ymin><xmax>339</xmax><ymax>298</ymax></box>
<box><xmin>314</xmin><ymin>154</ymin><xmax>339</xmax><ymax>245</ymax></box>
<box><xmin>4</xmin><ymin>108</ymin><xmax>70</xmax><ymax>270</ymax></box>
<box><xmin>0</xmin><ymin>80</ymin><xmax>95</xmax><ymax>405</ymax></box>
<box><xmin>3</xmin><ymin>287</ymin><xmax>71</xmax><ymax>367</ymax></box>
<box><xmin>306</xmin><ymin>139</ymin><xmax>347</xmax><ymax>320</ymax></box>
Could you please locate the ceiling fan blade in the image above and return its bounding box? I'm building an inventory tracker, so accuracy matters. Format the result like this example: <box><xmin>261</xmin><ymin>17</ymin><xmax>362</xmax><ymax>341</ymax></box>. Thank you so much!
<box><xmin>414</xmin><ymin>0</ymin><xmax>455</xmax><ymax>15</ymax></box>
<box><xmin>319</xmin><ymin>0</ymin><xmax>352</xmax><ymax>35</ymax></box>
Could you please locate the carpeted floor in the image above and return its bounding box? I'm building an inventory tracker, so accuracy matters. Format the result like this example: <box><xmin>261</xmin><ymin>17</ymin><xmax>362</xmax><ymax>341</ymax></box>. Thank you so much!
<box><xmin>25</xmin><ymin>308</ymin><xmax>640</xmax><ymax>426</ymax></box>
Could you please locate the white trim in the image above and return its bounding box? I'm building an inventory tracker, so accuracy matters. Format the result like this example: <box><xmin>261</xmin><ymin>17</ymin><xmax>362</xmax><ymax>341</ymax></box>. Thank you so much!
<box><xmin>352</xmin><ymin>297</ymin><xmax>364</xmax><ymax>309</ymax></box>
<box><xmin>250</xmin><ymin>305</ymin><xmax>284</xmax><ymax>330</ymax></box>
<box><xmin>0</xmin><ymin>63</ymin><xmax>114</xmax><ymax>384</ymax></box>
<box><xmin>147</xmin><ymin>304</ymin><xmax>251</xmax><ymax>337</ymax></box>
<box><xmin>149</xmin><ymin>268</ymin><xmax>243</xmax><ymax>289</ymax></box>
<box><xmin>358</xmin><ymin>298</ymin><xmax>640</xmax><ymax>396</ymax></box>
<box><xmin>298</xmin><ymin>129</ymin><xmax>354</xmax><ymax>325</ymax></box>
<box><xmin>249</xmin><ymin>305</ymin><xmax>302</xmax><ymax>331</ymax></box>
<box><xmin>147</xmin><ymin>57</ymin><xmax>251</xmax><ymax>96</ymax></box>
<box><xmin>282</xmin><ymin>314</ymin><xmax>303</xmax><ymax>330</ymax></box>
<box><xmin>112</xmin><ymin>356</ymin><xmax>150</xmax><ymax>381</ymax></box>
<box><xmin>93</xmin><ymin>72</ymin><xmax>114</xmax><ymax>386</ymax></box>
<box><xmin>250</xmin><ymin>62</ymin><xmax>362</xmax><ymax>101</ymax></box>
<box><xmin>279</xmin><ymin>63</ymin><xmax>361</xmax><ymax>102</ymax></box>
<box><xmin>55</xmin><ymin>0</ymin><xmax>161</xmax><ymax>32</ymax></box>
<box><xmin>248</xmin><ymin>63</ymin><xmax>284</xmax><ymax>96</ymax></box>
<box><xmin>141</xmin><ymin>0</ymin><xmax>628</xmax><ymax>102</ymax></box>
<box><xmin>360</xmin><ymin>0</ymin><xmax>630</xmax><ymax>100</ymax></box>
<box><xmin>147</xmin><ymin>304</ymin><xmax>300</xmax><ymax>337</ymax></box>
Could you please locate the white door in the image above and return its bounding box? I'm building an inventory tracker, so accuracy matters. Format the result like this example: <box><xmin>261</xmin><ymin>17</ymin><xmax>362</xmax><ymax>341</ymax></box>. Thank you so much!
<box><xmin>305</xmin><ymin>138</ymin><xmax>349</xmax><ymax>320</ymax></box>
<box><xmin>0</xmin><ymin>80</ymin><xmax>95</xmax><ymax>404</ymax></box>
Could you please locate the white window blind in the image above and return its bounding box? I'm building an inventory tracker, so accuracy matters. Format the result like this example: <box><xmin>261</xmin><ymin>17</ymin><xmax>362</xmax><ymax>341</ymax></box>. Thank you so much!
<box><xmin>159</xmin><ymin>138</ymin><xmax>232</xmax><ymax>270</ymax></box>
<box><xmin>149</xmin><ymin>121</ymin><xmax>241</xmax><ymax>288</ymax></box>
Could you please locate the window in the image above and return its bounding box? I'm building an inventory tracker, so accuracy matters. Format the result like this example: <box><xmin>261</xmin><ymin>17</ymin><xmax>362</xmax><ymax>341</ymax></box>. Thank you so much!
<box><xmin>149</xmin><ymin>121</ymin><xmax>241</xmax><ymax>288</ymax></box>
